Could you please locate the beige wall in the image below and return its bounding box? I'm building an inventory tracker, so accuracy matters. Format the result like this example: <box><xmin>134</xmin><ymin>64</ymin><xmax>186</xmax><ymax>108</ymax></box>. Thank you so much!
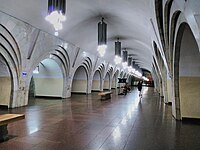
<box><xmin>34</xmin><ymin>78</ymin><xmax>63</xmax><ymax>97</ymax></box>
<box><xmin>72</xmin><ymin>80</ymin><xmax>87</xmax><ymax>93</ymax></box>
<box><xmin>103</xmin><ymin>81</ymin><xmax>109</xmax><ymax>89</ymax></box>
<box><xmin>111</xmin><ymin>79</ymin><xmax>116</xmax><ymax>88</ymax></box>
<box><xmin>0</xmin><ymin>77</ymin><xmax>11</xmax><ymax>106</ymax></box>
<box><xmin>167</xmin><ymin>79</ymin><xmax>172</xmax><ymax>103</ymax></box>
<box><xmin>92</xmin><ymin>80</ymin><xmax>100</xmax><ymax>91</ymax></box>
<box><xmin>180</xmin><ymin>77</ymin><xmax>200</xmax><ymax>118</ymax></box>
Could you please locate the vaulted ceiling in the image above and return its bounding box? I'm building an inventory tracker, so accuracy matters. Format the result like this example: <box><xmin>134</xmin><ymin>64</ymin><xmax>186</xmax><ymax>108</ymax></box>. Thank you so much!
<box><xmin>0</xmin><ymin>0</ymin><xmax>157</xmax><ymax>71</ymax></box>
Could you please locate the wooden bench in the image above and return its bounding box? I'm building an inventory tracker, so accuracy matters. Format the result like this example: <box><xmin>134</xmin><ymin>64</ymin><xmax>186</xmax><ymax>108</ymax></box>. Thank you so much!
<box><xmin>0</xmin><ymin>114</ymin><xmax>25</xmax><ymax>141</ymax></box>
<box><xmin>98</xmin><ymin>91</ymin><xmax>112</xmax><ymax>100</ymax></box>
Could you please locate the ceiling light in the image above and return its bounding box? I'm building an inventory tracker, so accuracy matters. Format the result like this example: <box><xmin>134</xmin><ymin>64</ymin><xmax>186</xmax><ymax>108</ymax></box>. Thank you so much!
<box><xmin>97</xmin><ymin>18</ymin><xmax>107</xmax><ymax>57</ymax></box>
<box><xmin>128</xmin><ymin>66</ymin><xmax>133</xmax><ymax>72</ymax></box>
<box><xmin>114</xmin><ymin>55</ymin><xmax>122</xmax><ymax>64</ymax></box>
<box><xmin>122</xmin><ymin>62</ymin><xmax>127</xmax><ymax>69</ymax></box>
<box><xmin>97</xmin><ymin>44</ymin><xmax>107</xmax><ymax>57</ymax></box>
<box><xmin>122</xmin><ymin>50</ymin><xmax>128</xmax><ymax>68</ymax></box>
<box><xmin>114</xmin><ymin>39</ymin><xmax>122</xmax><ymax>64</ymax></box>
<box><xmin>45</xmin><ymin>0</ymin><xmax>66</xmax><ymax>36</ymax></box>
<box><xmin>128</xmin><ymin>56</ymin><xmax>132</xmax><ymax>67</ymax></box>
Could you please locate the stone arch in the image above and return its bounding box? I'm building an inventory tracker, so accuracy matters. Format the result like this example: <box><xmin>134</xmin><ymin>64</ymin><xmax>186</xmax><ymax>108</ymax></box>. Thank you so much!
<box><xmin>155</xmin><ymin>0</ymin><xmax>165</xmax><ymax>49</ymax></box>
<box><xmin>94</xmin><ymin>63</ymin><xmax>106</xmax><ymax>91</ymax></box>
<box><xmin>153</xmin><ymin>41</ymin><xmax>168</xmax><ymax>103</ymax></box>
<box><xmin>173</xmin><ymin>22</ymin><xmax>200</xmax><ymax>120</ymax></box>
<box><xmin>82</xmin><ymin>57</ymin><xmax>92</xmax><ymax>75</ymax></box>
<box><xmin>152</xmin><ymin>41</ymin><xmax>164</xmax><ymax>97</ymax></box>
<box><xmin>169</xmin><ymin>10</ymin><xmax>181</xmax><ymax>73</ymax></box>
<box><xmin>107</xmin><ymin>67</ymin><xmax>114</xmax><ymax>77</ymax></box>
<box><xmin>164</xmin><ymin>0</ymin><xmax>174</xmax><ymax>46</ymax></box>
<box><xmin>107</xmin><ymin>66</ymin><xmax>114</xmax><ymax>89</ymax></box>
<box><xmin>0</xmin><ymin>24</ymin><xmax>21</xmax><ymax>68</ymax></box>
<box><xmin>103</xmin><ymin>72</ymin><xmax>110</xmax><ymax>90</ymax></box>
<box><xmin>0</xmin><ymin>54</ymin><xmax>12</xmax><ymax>107</ymax></box>
<box><xmin>92</xmin><ymin>70</ymin><xmax>101</xmax><ymax>92</ymax></box>
<box><xmin>97</xmin><ymin>63</ymin><xmax>105</xmax><ymax>78</ymax></box>
<box><xmin>152</xmin><ymin>58</ymin><xmax>162</xmax><ymax>94</ymax></box>
<box><xmin>112</xmin><ymin>70</ymin><xmax>119</xmax><ymax>89</ymax></box>
<box><xmin>29</xmin><ymin>45</ymin><xmax>70</xmax><ymax>77</ymax></box>
<box><xmin>72</xmin><ymin>65</ymin><xmax>88</xmax><ymax>94</ymax></box>
<box><xmin>27</xmin><ymin>45</ymin><xmax>70</xmax><ymax>104</ymax></box>
<box><xmin>71</xmin><ymin>56</ymin><xmax>93</xmax><ymax>94</ymax></box>
<box><xmin>0</xmin><ymin>24</ymin><xmax>21</xmax><ymax>108</ymax></box>
<box><xmin>31</xmin><ymin>58</ymin><xmax>65</xmax><ymax>99</ymax></box>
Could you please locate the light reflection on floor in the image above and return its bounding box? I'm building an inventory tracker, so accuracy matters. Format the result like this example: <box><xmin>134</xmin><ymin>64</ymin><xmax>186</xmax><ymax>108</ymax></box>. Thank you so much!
<box><xmin>0</xmin><ymin>87</ymin><xmax>200</xmax><ymax>150</ymax></box>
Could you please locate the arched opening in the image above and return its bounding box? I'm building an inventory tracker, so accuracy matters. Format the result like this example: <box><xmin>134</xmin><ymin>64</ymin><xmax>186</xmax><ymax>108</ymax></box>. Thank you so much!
<box><xmin>92</xmin><ymin>70</ymin><xmax>101</xmax><ymax>92</ymax></box>
<box><xmin>72</xmin><ymin>66</ymin><xmax>88</xmax><ymax>94</ymax></box>
<box><xmin>103</xmin><ymin>73</ymin><xmax>110</xmax><ymax>90</ymax></box>
<box><xmin>0</xmin><ymin>55</ymin><xmax>12</xmax><ymax>108</ymax></box>
<box><xmin>170</xmin><ymin>11</ymin><xmax>181</xmax><ymax>72</ymax></box>
<box><xmin>174</xmin><ymin>23</ymin><xmax>200</xmax><ymax>119</ymax></box>
<box><xmin>31</xmin><ymin>58</ymin><xmax>64</xmax><ymax>99</ymax></box>
<box><xmin>111</xmin><ymin>72</ymin><xmax>117</xmax><ymax>89</ymax></box>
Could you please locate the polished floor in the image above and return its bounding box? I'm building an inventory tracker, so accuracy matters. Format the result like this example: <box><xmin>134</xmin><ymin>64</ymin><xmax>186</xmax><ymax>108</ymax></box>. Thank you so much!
<box><xmin>0</xmin><ymin>87</ymin><xmax>200</xmax><ymax>150</ymax></box>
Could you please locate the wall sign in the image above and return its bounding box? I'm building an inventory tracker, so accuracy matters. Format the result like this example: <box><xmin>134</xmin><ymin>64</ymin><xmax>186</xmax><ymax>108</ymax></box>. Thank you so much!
<box><xmin>22</xmin><ymin>72</ymin><xmax>27</xmax><ymax>77</ymax></box>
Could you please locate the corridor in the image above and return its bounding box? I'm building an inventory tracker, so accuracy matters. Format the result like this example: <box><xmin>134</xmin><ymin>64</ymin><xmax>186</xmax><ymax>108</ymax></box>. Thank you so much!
<box><xmin>0</xmin><ymin>88</ymin><xmax>200</xmax><ymax>150</ymax></box>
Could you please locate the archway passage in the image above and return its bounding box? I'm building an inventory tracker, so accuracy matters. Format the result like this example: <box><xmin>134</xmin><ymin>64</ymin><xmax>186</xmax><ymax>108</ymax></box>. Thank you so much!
<box><xmin>0</xmin><ymin>55</ymin><xmax>12</xmax><ymax>108</ymax></box>
<box><xmin>32</xmin><ymin>58</ymin><xmax>64</xmax><ymax>98</ymax></box>
<box><xmin>92</xmin><ymin>70</ymin><xmax>101</xmax><ymax>92</ymax></box>
<box><xmin>72</xmin><ymin>66</ymin><xmax>88</xmax><ymax>94</ymax></box>
<box><xmin>111</xmin><ymin>73</ymin><xmax>117</xmax><ymax>89</ymax></box>
<box><xmin>155</xmin><ymin>0</ymin><xmax>165</xmax><ymax>48</ymax></box>
<box><xmin>103</xmin><ymin>73</ymin><xmax>110</xmax><ymax>90</ymax></box>
<box><xmin>174</xmin><ymin>23</ymin><xmax>200</xmax><ymax>119</ymax></box>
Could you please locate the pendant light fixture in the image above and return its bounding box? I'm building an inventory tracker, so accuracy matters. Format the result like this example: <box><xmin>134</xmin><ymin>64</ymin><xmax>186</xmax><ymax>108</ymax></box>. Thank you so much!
<box><xmin>97</xmin><ymin>18</ymin><xmax>107</xmax><ymax>57</ymax></box>
<box><xmin>45</xmin><ymin>0</ymin><xmax>66</xmax><ymax>36</ymax></box>
<box><xmin>131</xmin><ymin>61</ymin><xmax>136</xmax><ymax>73</ymax></box>
<box><xmin>114</xmin><ymin>38</ymin><xmax>122</xmax><ymax>64</ymax></box>
<box><xmin>128</xmin><ymin>56</ymin><xmax>133</xmax><ymax>72</ymax></box>
<box><xmin>122</xmin><ymin>50</ymin><xmax>128</xmax><ymax>68</ymax></box>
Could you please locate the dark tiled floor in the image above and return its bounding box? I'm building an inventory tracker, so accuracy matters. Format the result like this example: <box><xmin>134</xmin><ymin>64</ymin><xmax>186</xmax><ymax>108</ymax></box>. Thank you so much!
<box><xmin>0</xmin><ymin>87</ymin><xmax>200</xmax><ymax>150</ymax></box>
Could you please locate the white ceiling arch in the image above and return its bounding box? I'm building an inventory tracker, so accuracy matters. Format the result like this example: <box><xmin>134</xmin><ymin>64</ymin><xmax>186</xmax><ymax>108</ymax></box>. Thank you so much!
<box><xmin>0</xmin><ymin>0</ymin><xmax>158</xmax><ymax>71</ymax></box>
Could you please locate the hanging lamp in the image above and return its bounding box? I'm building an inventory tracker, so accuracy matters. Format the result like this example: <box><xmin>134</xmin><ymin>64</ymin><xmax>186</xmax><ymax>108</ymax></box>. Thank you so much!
<box><xmin>45</xmin><ymin>0</ymin><xmax>66</xmax><ymax>36</ymax></box>
<box><xmin>97</xmin><ymin>18</ymin><xmax>107</xmax><ymax>57</ymax></box>
<box><xmin>122</xmin><ymin>50</ymin><xmax>128</xmax><ymax>68</ymax></box>
<box><xmin>114</xmin><ymin>38</ymin><xmax>122</xmax><ymax>64</ymax></box>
